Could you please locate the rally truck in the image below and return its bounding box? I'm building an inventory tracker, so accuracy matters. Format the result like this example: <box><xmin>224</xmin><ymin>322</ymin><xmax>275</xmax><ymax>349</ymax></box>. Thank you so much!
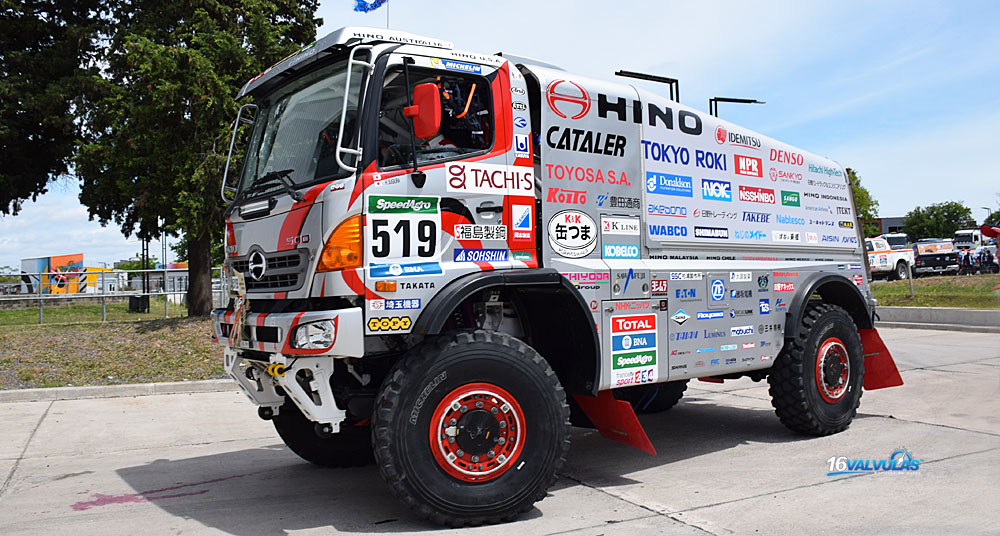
<box><xmin>212</xmin><ymin>27</ymin><xmax>902</xmax><ymax>526</ymax></box>
<box><xmin>866</xmin><ymin>236</ymin><xmax>914</xmax><ymax>280</ymax></box>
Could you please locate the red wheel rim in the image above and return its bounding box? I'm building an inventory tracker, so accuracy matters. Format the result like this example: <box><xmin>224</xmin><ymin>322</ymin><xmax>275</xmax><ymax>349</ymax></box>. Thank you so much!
<box><xmin>428</xmin><ymin>382</ymin><xmax>526</xmax><ymax>483</ymax></box>
<box><xmin>815</xmin><ymin>337</ymin><xmax>850</xmax><ymax>403</ymax></box>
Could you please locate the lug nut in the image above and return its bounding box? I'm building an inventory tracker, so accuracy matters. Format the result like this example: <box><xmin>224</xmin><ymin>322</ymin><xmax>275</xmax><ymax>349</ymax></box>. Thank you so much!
<box><xmin>471</xmin><ymin>455</ymin><xmax>479</xmax><ymax>462</ymax></box>
<box><xmin>456</xmin><ymin>449</ymin><xmax>464</xmax><ymax>457</ymax></box>
<box><xmin>460</xmin><ymin>405</ymin><xmax>468</xmax><ymax>413</ymax></box>
<box><xmin>475</xmin><ymin>401</ymin><xmax>484</xmax><ymax>408</ymax></box>
<box><xmin>491</xmin><ymin>407</ymin><xmax>498</xmax><ymax>414</ymax></box>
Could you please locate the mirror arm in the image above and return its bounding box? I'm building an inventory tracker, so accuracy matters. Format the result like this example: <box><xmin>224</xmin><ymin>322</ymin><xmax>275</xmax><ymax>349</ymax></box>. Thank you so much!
<box><xmin>221</xmin><ymin>103</ymin><xmax>257</xmax><ymax>203</ymax></box>
<box><xmin>401</xmin><ymin>57</ymin><xmax>426</xmax><ymax>188</ymax></box>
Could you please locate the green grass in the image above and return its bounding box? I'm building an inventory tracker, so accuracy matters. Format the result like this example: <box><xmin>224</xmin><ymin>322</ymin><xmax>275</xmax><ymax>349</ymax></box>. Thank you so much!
<box><xmin>0</xmin><ymin>296</ymin><xmax>188</xmax><ymax>326</ymax></box>
<box><xmin>872</xmin><ymin>273</ymin><xmax>1000</xmax><ymax>309</ymax></box>
<box><xmin>0</xmin><ymin>316</ymin><xmax>224</xmax><ymax>390</ymax></box>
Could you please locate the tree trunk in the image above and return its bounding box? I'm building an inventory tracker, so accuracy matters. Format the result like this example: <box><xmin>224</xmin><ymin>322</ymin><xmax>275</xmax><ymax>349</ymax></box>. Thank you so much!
<box><xmin>187</xmin><ymin>231</ymin><xmax>214</xmax><ymax>316</ymax></box>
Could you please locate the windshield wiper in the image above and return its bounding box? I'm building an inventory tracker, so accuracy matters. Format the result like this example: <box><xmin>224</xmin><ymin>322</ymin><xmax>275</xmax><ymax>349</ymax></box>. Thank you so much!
<box><xmin>223</xmin><ymin>169</ymin><xmax>302</xmax><ymax>218</ymax></box>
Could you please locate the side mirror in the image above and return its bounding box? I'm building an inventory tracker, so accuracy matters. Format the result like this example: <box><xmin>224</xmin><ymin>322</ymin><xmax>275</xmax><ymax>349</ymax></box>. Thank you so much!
<box><xmin>404</xmin><ymin>83</ymin><xmax>441</xmax><ymax>139</ymax></box>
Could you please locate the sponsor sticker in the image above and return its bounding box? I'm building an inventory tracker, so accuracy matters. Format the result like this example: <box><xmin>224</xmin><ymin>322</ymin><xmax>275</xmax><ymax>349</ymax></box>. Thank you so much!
<box><xmin>601</xmin><ymin>217</ymin><xmax>641</xmax><ymax>236</ymax></box>
<box><xmin>455</xmin><ymin>224</ymin><xmax>507</xmax><ymax>241</ymax></box>
<box><xmin>611</xmin><ymin>314</ymin><xmax>658</xmax><ymax>387</ymax></box>
<box><xmin>446</xmin><ymin>162</ymin><xmax>533</xmax><ymax>195</ymax></box>
<box><xmin>710</xmin><ymin>278</ymin><xmax>726</xmax><ymax>302</ymax></box>
<box><xmin>697</xmin><ymin>311</ymin><xmax>724</xmax><ymax>320</ymax></box>
<box><xmin>646</xmin><ymin>172</ymin><xmax>693</xmax><ymax>197</ymax></box>
<box><xmin>367</xmin><ymin>316</ymin><xmax>412</xmax><ymax>332</ymax></box>
<box><xmin>429</xmin><ymin>57</ymin><xmax>482</xmax><ymax>74</ymax></box>
<box><xmin>453</xmin><ymin>249</ymin><xmax>509</xmax><ymax>262</ymax></box>
<box><xmin>651</xmin><ymin>279</ymin><xmax>669</xmax><ymax>294</ymax></box>
<box><xmin>731</xmin><ymin>325</ymin><xmax>755</xmax><ymax>337</ymax></box>
<box><xmin>603</xmin><ymin>243</ymin><xmax>640</xmax><ymax>259</ymax></box>
<box><xmin>671</xmin><ymin>309</ymin><xmax>691</xmax><ymax>324</ymax></box>
<box><xmin>730</xmin><ymin>271</ymin><xmax>752</xmax><ymax>283</ymax></box>
<box><xmin>548</xmin><ymin>210</ymin><xmax>597</xmax><ymax>258</ymax></box>
<box><xmin>670</xmin><ymin>272</ymin><xmax>703</xmax><ymax>281</ymax></box>
<box><xmin>369</xmin><ymin>262</ymin><xmax>442</xmax><ymax>278</ymax></box>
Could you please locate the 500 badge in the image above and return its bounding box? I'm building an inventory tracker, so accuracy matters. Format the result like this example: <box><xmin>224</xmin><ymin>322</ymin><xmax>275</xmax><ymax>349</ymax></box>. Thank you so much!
<box><xmin>367</xmin><ymin>195</ymin><xmax>440</xmax><ymax>260</ymax></box>
<box><xmin>367</xmin><ymin>316</ymin><xmax>412</xmax><ymax>332</ymax></box>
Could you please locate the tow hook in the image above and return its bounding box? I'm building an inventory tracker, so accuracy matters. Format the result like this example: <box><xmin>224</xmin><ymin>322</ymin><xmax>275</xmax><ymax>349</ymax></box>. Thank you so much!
<box><xmin>314</xmin><ymin>423</ymin><xmax>335</xmax><ymax>438</ymax></box>
<box><xmin>266</xmin><ymin>363</ymin><xmax>286</xmax><ymax>377</ymax></box>
<box><xmin>258</xmin><ymin>406</ymin><xmax>275</xmax><ymax>420</ymax></box>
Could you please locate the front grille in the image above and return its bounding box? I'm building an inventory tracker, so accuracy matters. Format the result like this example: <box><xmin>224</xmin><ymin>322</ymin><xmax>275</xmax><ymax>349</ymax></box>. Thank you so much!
<box><xmin>229</xmin><ymin>248</ymin><xmax>308</xmax><ymax>292</ymax></box>
<box><xmin>220</xmin><ymin>323</ymin><xmax>280</xmax><ymax>343</ymax></box>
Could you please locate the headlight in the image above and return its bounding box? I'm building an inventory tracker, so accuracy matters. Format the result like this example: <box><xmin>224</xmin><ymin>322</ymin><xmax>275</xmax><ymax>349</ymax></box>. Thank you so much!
<box><xmin>291</xmin><ymin>320</ymin><xmax>336</xmax><ymax>349</ymax></box>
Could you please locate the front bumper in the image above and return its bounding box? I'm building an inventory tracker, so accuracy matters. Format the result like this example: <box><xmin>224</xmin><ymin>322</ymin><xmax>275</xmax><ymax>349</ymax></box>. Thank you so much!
<box><xmin>210</xmin><ymin>307</ymin><xmax>364</xmax><ymax>357</ymax></box>
<box><xmin>211</xmin><ymin>307</ymin><xmax>365</xmax><ymax>432</ymax></box>
<box><xmin>914</xmin><ymin>264</ymin><xmax>958</xmax><ymax>274</ymax></box>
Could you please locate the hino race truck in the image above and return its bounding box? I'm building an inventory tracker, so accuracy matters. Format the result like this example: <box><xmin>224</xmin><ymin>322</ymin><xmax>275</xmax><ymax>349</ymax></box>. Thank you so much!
<box><xmin>212</xmin><ymin>27</ymin><xmax>903</xmax><ymax>526</ymax></box>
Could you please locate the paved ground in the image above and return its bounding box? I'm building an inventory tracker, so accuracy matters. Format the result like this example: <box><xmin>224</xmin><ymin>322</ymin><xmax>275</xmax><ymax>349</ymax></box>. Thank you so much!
<box><xmin>0</xmin><ymin>327</ymin><xmax>997</xmax><ymax>535</ymax></box>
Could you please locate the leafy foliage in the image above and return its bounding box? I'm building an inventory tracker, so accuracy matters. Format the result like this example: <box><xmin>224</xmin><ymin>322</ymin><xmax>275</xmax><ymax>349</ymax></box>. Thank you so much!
<box><xmin>72</xmin><ymin>0</ymin><xmax>320</xmax><ymax>314</ymax></box>
<box><xmin>902</xmin><ymin>201</ymin><xmax>976</xmax><ymax>241</ymax></box>
<box><xmin>0</xmin><ymin>1</ymin><xmax>105</xmax><ymax>215</ymax></box>
<box><xmin>846</xmin><ymin>168</ymin><xmax>880</xmax><ymax>237</ymax></box>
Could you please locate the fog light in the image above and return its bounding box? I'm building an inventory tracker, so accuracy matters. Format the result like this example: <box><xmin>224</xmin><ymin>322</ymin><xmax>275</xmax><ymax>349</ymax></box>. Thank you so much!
<box><xmin>291</xmin><ymin>320</ymin><xmax>336</xmax><ymax>349</ymax></box>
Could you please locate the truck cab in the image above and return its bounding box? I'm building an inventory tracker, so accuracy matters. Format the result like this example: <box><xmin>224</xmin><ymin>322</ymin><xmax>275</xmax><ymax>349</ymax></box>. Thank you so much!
<box><xmin>211</xmin><ymin>27</ymin><xmax>902</xmax><ymax>526</ymax></box>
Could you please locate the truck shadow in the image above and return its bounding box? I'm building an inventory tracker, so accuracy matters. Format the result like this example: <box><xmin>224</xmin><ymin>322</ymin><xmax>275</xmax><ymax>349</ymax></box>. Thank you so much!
<box><xmin>111</xmin><ymin>399</ymin><xmax>806</xmax><ymax>535</ymax></box>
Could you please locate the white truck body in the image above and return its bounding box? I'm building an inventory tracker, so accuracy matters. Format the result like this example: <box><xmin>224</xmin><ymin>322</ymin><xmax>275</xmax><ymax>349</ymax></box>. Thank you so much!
<box><xmin>209</xmin><ymin>27</ymin><xmax>902</xmax><ymax>525</ymax></box>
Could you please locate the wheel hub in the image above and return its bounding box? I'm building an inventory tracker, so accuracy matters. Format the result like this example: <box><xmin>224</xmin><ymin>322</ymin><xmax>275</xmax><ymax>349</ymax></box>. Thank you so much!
<box><xmin>429</xmin><ymin>382</ymin><xmax>525</xmax><ymax>482</ymax></box>
<box><xmin>815</xmin><ymin>337</ymin><xmax>850</xmax><ymax>404</ymax></box>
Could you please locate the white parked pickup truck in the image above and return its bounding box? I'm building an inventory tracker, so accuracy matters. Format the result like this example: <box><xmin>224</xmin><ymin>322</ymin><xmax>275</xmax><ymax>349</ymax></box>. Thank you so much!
<box><xmin>866</xmin><ymin>237</ymin><xmax>914</xmax><ymax>280</ymax></box>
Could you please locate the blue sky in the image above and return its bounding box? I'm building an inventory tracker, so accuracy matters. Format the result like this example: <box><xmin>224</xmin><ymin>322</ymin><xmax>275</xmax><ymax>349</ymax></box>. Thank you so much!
<box><xmin>1</xmin><ymin>0</ymin><xmax>997</xmax><ymax>269</ymax></box>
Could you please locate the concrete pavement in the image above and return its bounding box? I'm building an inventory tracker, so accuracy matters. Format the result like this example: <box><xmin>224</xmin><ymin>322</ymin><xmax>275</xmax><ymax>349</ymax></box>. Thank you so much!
<box><xmin>0</xmin><ymin>326</ymin><xmax>998</xmax><ymax>535</ymax></box>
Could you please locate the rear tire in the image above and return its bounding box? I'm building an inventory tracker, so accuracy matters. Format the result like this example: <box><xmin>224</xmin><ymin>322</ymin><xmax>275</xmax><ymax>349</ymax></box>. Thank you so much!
<box><xmin>272</xmin><ymin>401</ymin><xmax>374</xmax><ymax>467</ymax></box>
<box><xmin>894</xmin><ymin>261</ymin><xmax>909</xmax><ymax>280</ymax></box>
<box><xmin>615</xmin><ymin>380</ymin><xmax>688</xmax><ymax>414</ymax></box>
<box><xmin>373</xmin><ymin>330</ymin><xmax>570</xmax><ymax>527</ymax></box>
<box><xmin>768</xmin><ymin>303</ymin><xmax>864</xmax><ymax>435</ymax></box>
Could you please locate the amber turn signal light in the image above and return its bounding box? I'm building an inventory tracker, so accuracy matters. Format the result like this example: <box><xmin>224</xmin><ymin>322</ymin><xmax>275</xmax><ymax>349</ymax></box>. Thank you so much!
<box><xmin>375</xmin><ymin>281</ymin><xmax>397</xmax><ymax>292</ymax></box>
<box><xmin>317</xmin><ymin>214</ymin><xmax>363</xmax><ymax>272</ymax></box>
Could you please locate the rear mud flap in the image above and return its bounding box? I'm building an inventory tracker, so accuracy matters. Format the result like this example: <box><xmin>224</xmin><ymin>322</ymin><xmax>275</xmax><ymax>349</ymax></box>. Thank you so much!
<box><xmin>859</xmin><ymin>328</ymin><xmax>904</xmax><ymax>390</ymax></box>
<box><xmin>572</xmin><ymin>391</ymin><xmax>656</xmax><ymax>455</ymax></box>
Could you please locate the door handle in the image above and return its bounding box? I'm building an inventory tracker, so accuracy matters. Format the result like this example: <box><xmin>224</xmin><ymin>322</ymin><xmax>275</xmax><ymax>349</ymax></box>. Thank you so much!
<box><xmin>476</xmin><ymin>205</ymin><xmax>504</xmax><ymax>214</ymax></box>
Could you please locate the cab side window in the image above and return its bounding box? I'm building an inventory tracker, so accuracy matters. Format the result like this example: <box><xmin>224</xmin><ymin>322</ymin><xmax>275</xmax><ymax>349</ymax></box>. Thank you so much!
<box><xmin>377</xmin><ymin>66</ymin><xmax>493</xmax><ymax>169</ymax></box>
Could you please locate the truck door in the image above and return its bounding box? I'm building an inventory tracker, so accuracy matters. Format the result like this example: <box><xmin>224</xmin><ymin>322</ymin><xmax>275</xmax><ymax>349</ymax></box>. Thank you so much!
<box><xmin>362</xmin><ymin>53</ymin><xmax>525</xmax><ymax>334</ymax></box>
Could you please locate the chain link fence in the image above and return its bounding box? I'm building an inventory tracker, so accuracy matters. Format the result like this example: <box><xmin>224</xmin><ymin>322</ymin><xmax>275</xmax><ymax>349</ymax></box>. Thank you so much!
<box><xmin>0</xmin><ymin>267</ymin><xmax>227</xmax><ymax>326</ymax></box>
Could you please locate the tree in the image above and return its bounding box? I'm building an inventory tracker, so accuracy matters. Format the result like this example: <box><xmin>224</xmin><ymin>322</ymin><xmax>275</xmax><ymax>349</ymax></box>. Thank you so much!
<box><xmin>171</xmin><ymin>234</ymin><xmax>224</xmax><ymax>266</ymax></box>
<box><xmin>74</xmin><ymin>0</ymin><xmax>320</xmax><ymax>315</ymax></box>
<box><xmin>902</xmin><ymin>201</ymin><xmax>976</xmax><ymax>241</ymax></box>
<box><xmin>0</xmin><ymin>1</ymin><xmax>104</xmax><ymax>215</ymax></box>
<box><xmin>845</xmin><ymin>168</ymin><xmax>880</xmax><ymax>237</ymax></box>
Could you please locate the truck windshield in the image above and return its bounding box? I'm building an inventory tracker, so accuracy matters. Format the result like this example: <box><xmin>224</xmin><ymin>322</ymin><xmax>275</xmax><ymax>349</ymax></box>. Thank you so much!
<box><xmin>236</xmin><ymin>59</ymin><xmax>365</xmax><ymax>196</ymax></box>
<box><xmin>953</xmin><ymin>232</ymin><xmax>973</xmax><ymax>247</ymax></box>
<box><xmin>884</xmin><ymin>235</ymin><xmax>908</xmax><ymax>250</ymax></box>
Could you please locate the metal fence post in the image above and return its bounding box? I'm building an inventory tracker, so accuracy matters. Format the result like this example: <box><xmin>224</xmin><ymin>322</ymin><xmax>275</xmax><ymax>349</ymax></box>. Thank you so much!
<box><xmin>907</xmin><ymin>262</ymin><xmax>915</xmax><ymax>298</ymax></box>
<box><xmin>37</xmin><ymin>274</ymin><xmax>43</xmax><ymax>324</ymax></box>
<box><xmin>101</xmin><ymin>272</ymin><xmax>107</xmax><ymax>322</ymax></box>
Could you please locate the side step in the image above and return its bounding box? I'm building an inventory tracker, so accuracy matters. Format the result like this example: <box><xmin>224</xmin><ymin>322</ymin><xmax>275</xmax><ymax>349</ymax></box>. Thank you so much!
<box><xmin>573</xmin><ymin>391</ymin><xmax>656</xmax><ymax>455</ymax></box>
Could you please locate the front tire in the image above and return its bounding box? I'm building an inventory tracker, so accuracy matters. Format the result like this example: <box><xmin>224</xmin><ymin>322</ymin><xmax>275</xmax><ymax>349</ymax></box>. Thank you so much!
<box><xmin>373</xmin><ymin>330</ymin><xmax>570</xmax><ymax>527</ymax></box>
<box><xmin>768</xmin><ymin>303</ymin><xmax>864</xmax><ymax>435</ymax></box>
<box><xmin>272</xmin><ymin>401</ymin><xmax>374</xmax><ymax>467</ymax></box>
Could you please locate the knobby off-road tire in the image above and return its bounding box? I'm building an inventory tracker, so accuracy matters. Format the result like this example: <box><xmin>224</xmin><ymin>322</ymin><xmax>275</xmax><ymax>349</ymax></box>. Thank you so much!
<box><xmin>768</xmin><ymin>303</ymin><xmax>864</xmax><ymax>435</ymax></box>
<box><xmin>272</xmin><ymin>401</ymin><xmax>374</xmax><ymax>467</ymax></box>
<box><xmin>615</xmin><ymin>380</ymin><xmax>688</xmax><ymax>414</ymax></box>
<box><xmin>373</xmin><ymin>330</ymin><xmax>570</xmax><ymax>527</ymax></box>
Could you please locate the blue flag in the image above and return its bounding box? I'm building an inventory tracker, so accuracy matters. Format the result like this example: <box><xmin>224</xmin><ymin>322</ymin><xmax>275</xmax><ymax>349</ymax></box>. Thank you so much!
<box><xmin>354</xmin><ymin>0</ymin><xmax>388</xmax><ymax>13</ymax></box>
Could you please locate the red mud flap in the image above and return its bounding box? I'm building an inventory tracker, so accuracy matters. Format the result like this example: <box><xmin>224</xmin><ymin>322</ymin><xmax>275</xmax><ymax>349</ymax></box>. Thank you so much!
<box><xmin>859</xmin><ymin>328</ymin><xmax>904</xmax><ymax>390</ymax></box>
<box><xmin>572</xmin><ymin>391</ymin><xmax>656</xmax><ymax>455</ymax></box>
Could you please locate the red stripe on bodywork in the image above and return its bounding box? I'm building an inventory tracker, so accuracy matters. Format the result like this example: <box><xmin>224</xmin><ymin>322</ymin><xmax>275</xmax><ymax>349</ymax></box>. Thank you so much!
<box><xmin>277</xmin><ymin>182</ymin><xmax>327</xmax><ymax>252</ymax></box>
